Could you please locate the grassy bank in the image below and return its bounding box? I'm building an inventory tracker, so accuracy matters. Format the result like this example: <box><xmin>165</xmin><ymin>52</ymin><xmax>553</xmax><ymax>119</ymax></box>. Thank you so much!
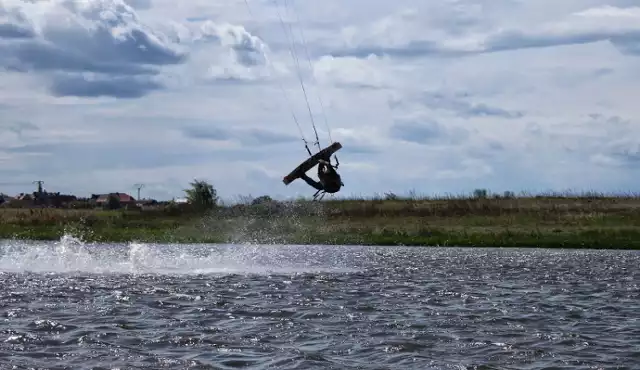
<box><xmin>1</xmin><ymin>192</ymin><xmax>640</xmax><ymax>249</ymax></box>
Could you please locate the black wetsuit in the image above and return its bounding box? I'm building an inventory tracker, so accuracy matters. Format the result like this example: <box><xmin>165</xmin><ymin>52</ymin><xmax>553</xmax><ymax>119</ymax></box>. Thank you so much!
<box><xmin>300</xmin><ymin>161</ymin><xmax>343</xmax><ymax>194</ymax></box>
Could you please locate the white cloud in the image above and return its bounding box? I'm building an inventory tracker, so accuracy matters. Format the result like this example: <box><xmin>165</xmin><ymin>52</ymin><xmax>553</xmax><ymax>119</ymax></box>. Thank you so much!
<box><xmin>1</xmin><ymin>0</ymin><xmax>639</xmax><ymax>201</ymax></box>
<box><xmin>313</xmin><ymin>54</ymin><xmax>391</xmax><ymax>89</ymax></box>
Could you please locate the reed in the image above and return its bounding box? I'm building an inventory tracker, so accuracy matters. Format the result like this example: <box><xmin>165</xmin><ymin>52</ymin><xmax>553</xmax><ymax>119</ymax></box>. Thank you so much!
<box><xmin>1</xmin><ymin>190</ymin><xmax>639</xmax><ymax>249</ymax></box>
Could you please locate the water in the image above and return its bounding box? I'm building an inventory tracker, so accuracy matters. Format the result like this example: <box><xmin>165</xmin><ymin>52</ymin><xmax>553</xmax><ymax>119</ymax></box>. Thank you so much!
<box><xmin>0</xmin><ymin>236</ymin><xmax>638</xmax><ymax>369</ymax></box>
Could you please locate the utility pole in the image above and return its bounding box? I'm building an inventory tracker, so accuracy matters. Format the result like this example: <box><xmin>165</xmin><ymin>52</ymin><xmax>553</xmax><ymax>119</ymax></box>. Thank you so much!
<box><xmin>134</xmin><ymin>183</ymin><xmax>145</xmax><ymax>200</ymax></box>
<box><xmin>33</xmin><ymin>180</ymin><xmax>44</xmax><ymax>194</ymax></box>
<box><xmin>32</xmin><ymin>180</ymin><xmax>44</xmax><ymax>205</ymax></box>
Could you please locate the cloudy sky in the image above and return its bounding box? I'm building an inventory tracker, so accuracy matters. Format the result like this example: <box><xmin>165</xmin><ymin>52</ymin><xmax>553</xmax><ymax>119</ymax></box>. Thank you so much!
<box><xmin>1</xmin><ymin>0</ymin><xmax>639</xmax><ymax>201</ymax></box>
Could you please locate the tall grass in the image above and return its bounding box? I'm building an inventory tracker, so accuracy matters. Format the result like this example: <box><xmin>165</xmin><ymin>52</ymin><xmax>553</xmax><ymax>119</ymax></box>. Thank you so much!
<box><xmin>2</xmin><ymin>190</ymin><xmax>640</xmax><ymax>223</ymax></box>
<box><xmin>1</xmin><ymin>190</ymin><xmax>640</xmax><ymax>248</ymax></box>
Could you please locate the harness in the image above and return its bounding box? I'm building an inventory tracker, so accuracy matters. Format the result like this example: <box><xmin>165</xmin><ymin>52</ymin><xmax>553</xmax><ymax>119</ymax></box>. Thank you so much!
<box><xmin>313</xmin><ymin>161</ymin><xmax>342</xmax><ymax>200</ymax></box>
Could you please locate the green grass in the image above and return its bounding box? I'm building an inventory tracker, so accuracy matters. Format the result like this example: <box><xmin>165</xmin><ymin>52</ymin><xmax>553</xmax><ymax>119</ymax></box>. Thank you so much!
<box><xmin>2</xmin><ymin>191</ymin><xmax>640</xmax><ymax>249</ymax></box>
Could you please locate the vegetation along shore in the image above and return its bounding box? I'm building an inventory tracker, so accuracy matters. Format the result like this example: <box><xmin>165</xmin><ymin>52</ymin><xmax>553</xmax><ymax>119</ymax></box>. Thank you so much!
<box><xmin>1</xmin><ymin>181</ymin><xmax>639</xmax><ymax>249</ymax></box>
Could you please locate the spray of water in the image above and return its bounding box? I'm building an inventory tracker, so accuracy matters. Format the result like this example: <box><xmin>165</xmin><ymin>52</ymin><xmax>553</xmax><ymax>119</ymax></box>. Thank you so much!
<box><xmin>196</xmin><ymin>199</ymin><xmax>329</xmax><ymax>245</ymax></box>
<box><xmin>0</xmin><ymin>233</ymin><xmax>365</xmax><ymax>275</ymax></box>
<box><xmin>0</xmin><ymin>201</ymin><xmax>364</xmax><ymax>275</ymax></box>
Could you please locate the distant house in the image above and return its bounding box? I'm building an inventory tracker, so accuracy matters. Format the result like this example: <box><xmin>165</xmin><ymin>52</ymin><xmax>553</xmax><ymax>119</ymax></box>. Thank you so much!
<box><xmin>136</xmin><ymin>198</ymin><xmax>158</xmax><ymax>206</ymax></box>
<box><xmin>95</xmin><ymin>193</ymin><xmax>136</xmax><ymax>206</ymax></box>
<box><xmin>16</xmin><ymin>193</ymin><xmax>33</xmax><ymax>201</ymax></box>
<box><xmin>48</xmin><ymin>192</ymin><xmax>78</xmax><ymax>207</ymax></box>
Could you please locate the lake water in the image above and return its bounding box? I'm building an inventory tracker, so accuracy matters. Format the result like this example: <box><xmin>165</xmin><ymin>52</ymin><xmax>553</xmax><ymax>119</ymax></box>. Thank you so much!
<box><xmin>0</xmin><ymin>236</ymin><xmax>638</xmax><ymax>369</ymax></box>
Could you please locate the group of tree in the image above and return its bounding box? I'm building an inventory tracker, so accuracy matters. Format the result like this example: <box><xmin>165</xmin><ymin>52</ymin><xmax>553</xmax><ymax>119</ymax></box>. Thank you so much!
<box><xmin>183</xmin><ymin>179</ymin><xmax>219</xmax><ymax>210</ymax></box>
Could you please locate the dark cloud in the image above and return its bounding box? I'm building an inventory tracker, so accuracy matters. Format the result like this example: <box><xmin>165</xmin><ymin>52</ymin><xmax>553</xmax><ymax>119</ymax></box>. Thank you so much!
<box><xmin>611</xmin><ymin>147</ymin><xmax>640</xmax><ymax>165</ymax></box>
<box><xmin>596</xmin><ymin>141</ymin><xmax>640</xmax><ymax>168</ymax></box>
<box><xmin>612</xmin><ymin>35</ymin><xmax>640</xmax><ymax>56</ymax></box>
<box><xmin>123</xmin><ymin>0</ymin><xmax>152</xmax><ymax>10</ymax></box>
<box><xmin>483</xmin><ymin>28</ymin><xmax>640</xmax><ymax>57</ymax></box>
<box><xmin>522</xmin><ymin>113</ymin><xmax>640</xmax><ymax>169</ymax></box>
<box><xmin>587</xmin><ymin>114</ymin><xmax>640</xmax><ymax>167</ymax></box>
<box><xmin>333</xmin><ymin>80</ymin><xmax>386</xmax><ymax>90</ymax></box>
<box><xmin>0</xmin><ymin>121</ymin><xmax>39</xmax><ymax>138</ymax></box>
<box><xmin>182</xmin><ymin>126</ymin><xmax>231</xmax><ymax>141</ymax></box>
<box><xmin>232</xmin><ymin>35</ymin><xmax>266</xmax><ymax>67</ymax></box>
<box><xmin>181</xmin><ymin>125</ymin><xmax>299</xmax><ymax>146</ymax></box>
<box><xmin>43</xmin><ymin>27</ymin><xmax>186</xmax><ymax>67</ymax></box>
<box><xmin>202</xmin><ymin>75</ymin><xmax>272</xmax><ymax>86</ymax></box>
<box><xmin>389</xmin><ymin>91</ymin><xmax>524</xmax><ymax>120</ymax></box>
<box><xmin>420</xmin><ymin>91</ymin><xmax>524</xmax><ymax>119</ymax></box>
<box><xmin>0</xmin><ymin>42</ymin><xmax>157</xmax><ymax>75</ymax></box>
<box><xmin>0</xmin><ymin>4</ymin><xmax>35</xmax><ymax>39</ymax></box>
<box><xmin>389</xmin><ymin>120</ymin><xmax>441</xmax><ymax>144</ymax></box>
<box><xmin>238</xmin><ymin>128</ymin><xmax>299</xmax><ymax>145</ymax></box>
<box><xmin>0</xmin><ymin>0</ymin><xmax>185</xmax><ymax>98</ymax></box>
<box><xmin>0</xmin><ymin>4</ymin><xmax>185</xmax><ymax>71</ymax></box>
<box><xmin>588</xmin><ymin>113</ymin><xmax>631</xmax><ymax>126</ymax></box>
<box><xmin>341</xmin><ymin>143</ymin><xmax>379</xmax><ymax>155</ymax></box>
<box><xmin>328</xmin><ymin>40</ymin><xmax>454</xmax><ymax>59</ymax></box>
<box><xmin>389</xmin><ymin>119</ymin><xmax>468</xmax><ymax>145</ymax></box>
<box><xmin>186</xmin><ymin>17</ymin><xmax>210</xmax><ymax>23</ymax></box>
<box><xmin>483</xmin><ymin>30</ymin><xmax>601</xmax><ymax>53</ymax></box>
<box><xmin>0</xmin><ymin>23</ymin><xmax>35</xmax><ymax>39</ymax></box>
<box><xmin>336</xmin><ymin>30</ymin><xmax>640</xmax><ymax>58</ymax></box>
<box><xmin>465</xmin><ymin>140</ymin><xmax>506</xmax><ymax>160</ymax></box>
<box><xmin>0</xmin><ymin>1</ymin><xmax>274</xmax><ymax>97</ymax></box>
<box><xmin>326</xmin><ymin>7</ymin><xmax>640</xmax><ymax>59</ymax></box>
<box><xmin>332</xmin><ymin>30</ymin><xmax>640</xmax><ymax>59</ymax></box>
<box><xmin>49</xmin><ymin>74</ymin><xmax>164</xmax><ymax>99</ymax></box>
<box><xmin>593</xmin><ymin>68</ymin><xmax>613</xmax><ymax>77</ymax></box>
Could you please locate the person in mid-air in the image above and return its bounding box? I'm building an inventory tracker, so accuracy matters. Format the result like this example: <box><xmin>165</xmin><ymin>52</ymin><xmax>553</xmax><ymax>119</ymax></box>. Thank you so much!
<box><xmin>300</xmin><ymin>158</ymin><xmax>343</xmax><ymax>198</ymax></box>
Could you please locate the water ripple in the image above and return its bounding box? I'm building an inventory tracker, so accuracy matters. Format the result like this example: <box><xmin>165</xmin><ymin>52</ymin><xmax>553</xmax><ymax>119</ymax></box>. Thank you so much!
<box><xmin>0</xmin><ymin>239</ymin><xmax>638</xmax><ymax>369</ymax></box>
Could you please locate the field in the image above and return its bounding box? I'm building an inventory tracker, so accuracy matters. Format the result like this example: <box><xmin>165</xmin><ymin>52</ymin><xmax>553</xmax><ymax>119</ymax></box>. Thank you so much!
<box><xmin>1</xmin><ymin>191</ymin><xmax>640</xmax><ymax>249</ymax></box>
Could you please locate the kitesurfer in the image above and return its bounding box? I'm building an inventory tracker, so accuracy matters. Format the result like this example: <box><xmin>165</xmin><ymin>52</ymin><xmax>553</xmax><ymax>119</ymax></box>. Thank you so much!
<box><xmin>300</xmin><ymin>158</ymin><xmax>343</xmax><ymax>196</ymax></box>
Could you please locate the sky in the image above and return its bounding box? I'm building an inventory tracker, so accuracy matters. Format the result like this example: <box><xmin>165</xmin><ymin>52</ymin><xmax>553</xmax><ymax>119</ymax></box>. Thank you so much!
<box><xmin>1</xmin><ymin>0</ymin><xmax>639</xmax><ymax>202</ymax></box>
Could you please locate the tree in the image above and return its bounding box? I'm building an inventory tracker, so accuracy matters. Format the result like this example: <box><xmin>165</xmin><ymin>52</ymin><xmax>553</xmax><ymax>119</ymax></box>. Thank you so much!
<box><xmin>184</xmin><ymin>179</ymin><xmax>218</xmax><ymax>211</ymax></box>
<box><xmin>473</xmin><ymin>188</ymin><xmax>488</xmax><ymax>199</ymax></box>
<box><xmin>105</xmin><ymin>194</ymin><xmax>121</xmax><ymax>210</ymax></box>
<box><xmin>251</xmin><ymin>195</ymin><xmax>272</xmax><ymax>205</ymax></box>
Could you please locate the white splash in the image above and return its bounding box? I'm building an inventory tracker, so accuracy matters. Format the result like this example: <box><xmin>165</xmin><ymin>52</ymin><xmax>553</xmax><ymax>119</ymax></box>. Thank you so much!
<box><xmin>0</xmin><ymin>234</ymin><xmax>365</xmax><ymax>275</ymax></box>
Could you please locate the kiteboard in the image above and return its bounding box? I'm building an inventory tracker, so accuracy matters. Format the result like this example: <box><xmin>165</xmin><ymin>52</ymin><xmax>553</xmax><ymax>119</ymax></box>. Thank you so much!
<box><xmin>283</xmin><ymin>142</ymin><xmax>342</xmax><ymax>185</ymax></box>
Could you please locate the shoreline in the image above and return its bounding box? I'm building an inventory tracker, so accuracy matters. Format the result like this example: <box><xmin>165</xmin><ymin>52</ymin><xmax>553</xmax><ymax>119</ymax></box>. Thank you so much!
<box><xmin>2</xmin><ymin>232</ymin><xmax>639</xmax><ymax>250</ymax></box>
<box><xmin>2</xmin><ymin>227</ymin><xmax>638</xmax><ymax>250</ymax></box>
<box><xmin>2</xmin><ymin>194</ymin><xmax>640</xmax><ymax>250</ymax></box>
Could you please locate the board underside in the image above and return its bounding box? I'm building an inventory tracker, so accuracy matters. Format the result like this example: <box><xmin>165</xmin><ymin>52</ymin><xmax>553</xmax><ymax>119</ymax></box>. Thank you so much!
<box><xmin>283</xmin><ymin>142</ymin><xmax>342</xmax><ymax>185</ymax></box>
